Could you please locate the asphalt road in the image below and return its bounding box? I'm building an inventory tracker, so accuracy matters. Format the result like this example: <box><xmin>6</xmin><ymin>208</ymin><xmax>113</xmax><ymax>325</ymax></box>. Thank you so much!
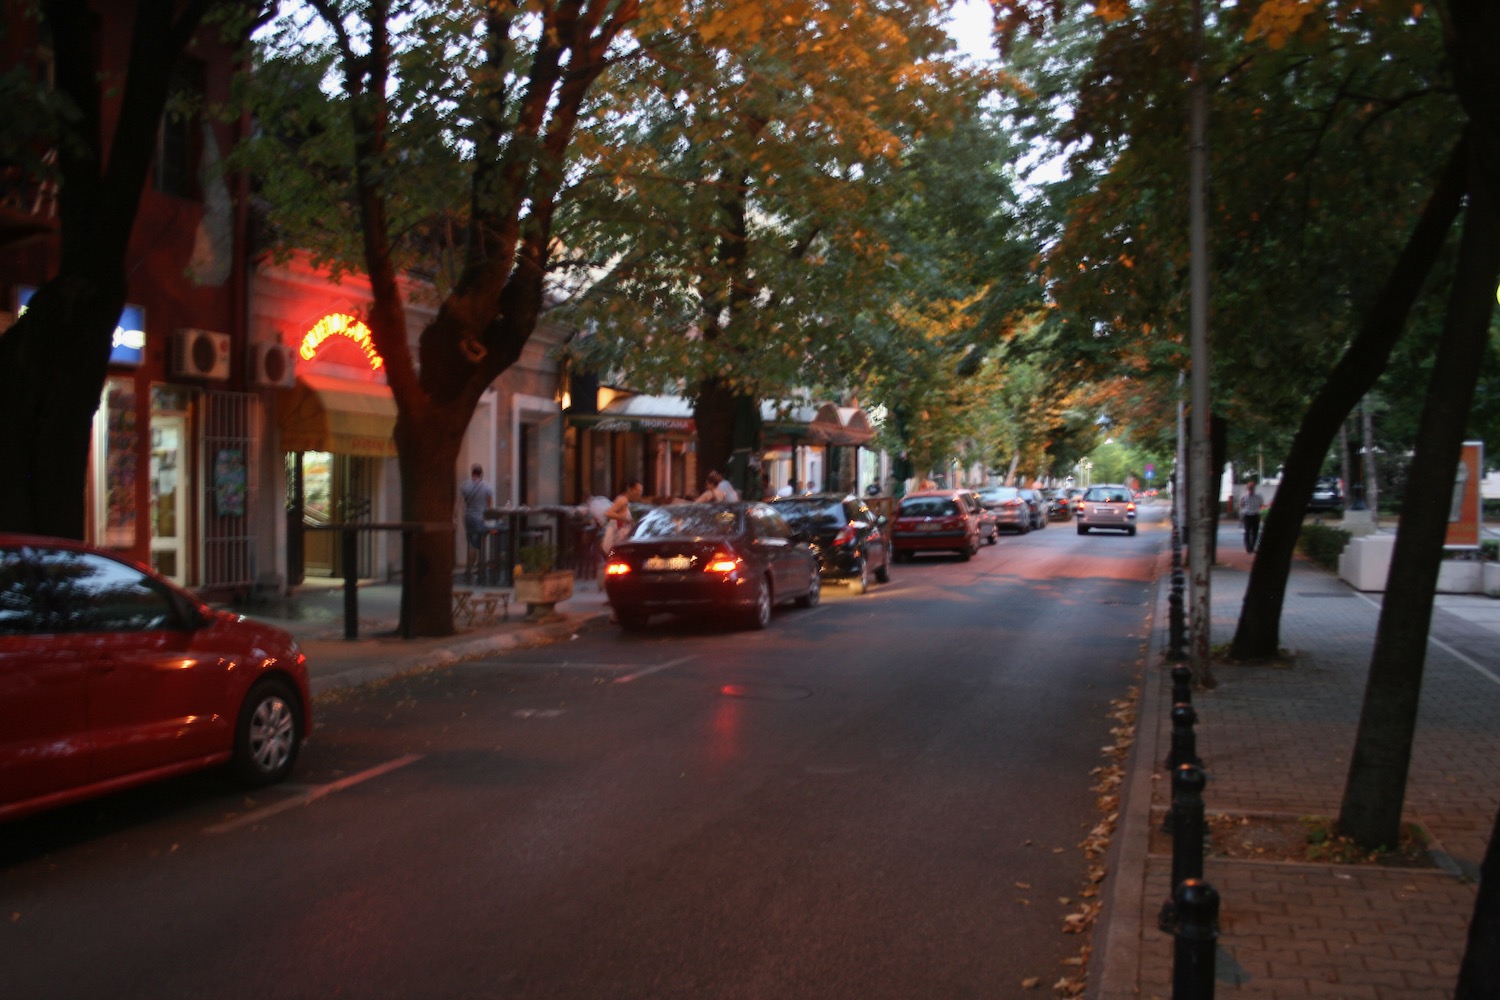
<box><xmin>1</xmin><ymin>503</ymin><xmax>1171</xmax><ymax>1000</ymax></box>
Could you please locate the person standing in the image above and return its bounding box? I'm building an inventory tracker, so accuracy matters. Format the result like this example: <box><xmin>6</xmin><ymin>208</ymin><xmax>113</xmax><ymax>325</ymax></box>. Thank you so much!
<box><xmin>776</xmin><ymin>478</ymin><xmax>796</xmax><ymax>498</ymax></box>
<box><xmin>695</xmin><ymin>470</ymin><xmax>739</xmax><ymax>503</ymax></box>
<box><xmin>603</xmin><ymin>479</ymin><xmax>643</xmax><ymax>554</ymax></box>
<box><xmin>459</xmin><ymin>464</ymin><xmax>495</xmax><ymax>582</ymax></box>
<box><xmin>1240</xmin><ymin>480</ymin><xmax>1264</xmax><ymax>553</ymax></box>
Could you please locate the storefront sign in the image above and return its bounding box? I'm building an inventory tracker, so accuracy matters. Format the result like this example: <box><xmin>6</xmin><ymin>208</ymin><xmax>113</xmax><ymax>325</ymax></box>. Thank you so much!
<box><xmin>299</xmin><ymin>312</ymin><xmax>384</xmax><ymax>370</ymax></box>
<box><xmin>1446</xmin><ymin>441</ymin><xmax>1483</xmax><ymax>549</ymax></box>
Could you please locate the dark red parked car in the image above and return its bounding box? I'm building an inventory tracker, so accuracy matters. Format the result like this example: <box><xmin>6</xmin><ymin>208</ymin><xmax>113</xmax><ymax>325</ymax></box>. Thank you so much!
<box><xmin>891</xmin><ymin>490</ymin><xmax>983</xmax><ymax>562</ymax></box>
<box><xmin>1</xmin><ymin>535</ymin><xmax>312</xmax><ymax>823</ymax></box>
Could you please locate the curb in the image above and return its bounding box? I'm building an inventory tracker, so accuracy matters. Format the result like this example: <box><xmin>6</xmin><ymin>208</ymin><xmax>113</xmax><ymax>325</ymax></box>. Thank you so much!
<box><xmin>309</xmin><ymin>609</ymin><xmax>614</xmax><ymax>695</ymax></box>
<box><xmin>1087</xmin><ymin>543</ymin><xmax>1173</xmax><ymax>1000</ymax></box>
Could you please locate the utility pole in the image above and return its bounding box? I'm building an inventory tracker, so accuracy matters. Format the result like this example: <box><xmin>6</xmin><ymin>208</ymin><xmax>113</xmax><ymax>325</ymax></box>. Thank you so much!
<box><xmin>1188</xmin><ymin>0</ymin><xmax>1216</xmax><ymax>688</ymax></box>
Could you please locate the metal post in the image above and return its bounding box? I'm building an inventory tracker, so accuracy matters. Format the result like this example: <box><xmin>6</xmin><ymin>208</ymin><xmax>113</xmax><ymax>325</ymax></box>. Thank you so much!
<box><xmin>1172</xmin><ymin>664</ymin><xmax>1193</xmax><ymax>706</ymax></box>
<box><xmin>1159</xmin><ymin>763</ymin><xmax>1207</xmax><ymax>931</ymax></box>
<box><xmin>1165</xmin><ymin>703</ymin><xmax>1203</xmax><ymax>772</ymax></box>
<box><xmin>1172</xmin><ymin>879</ymin><xmax>1220</xmax><ymax>999</ymax></box>
<box><xmin>342</xmin><ymin>526</ymin><xmax>359</xmax><ymax>640</ymax></box>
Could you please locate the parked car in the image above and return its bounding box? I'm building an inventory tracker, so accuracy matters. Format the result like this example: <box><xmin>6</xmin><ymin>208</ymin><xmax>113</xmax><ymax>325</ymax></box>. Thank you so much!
<box><xmin>603</xmin><ymin>503</ymin><xmax>820</xmax><ymax>630</ymax></box>
<box><xmin>1064</xmin><ymin>487</ymin><xmax>1087</xmax><ymax>517</ymax></box>
<box><xmin>772</xmin><ymin>493</ymin><xmax>892</xmax><ymax>594</ymax></box>
<box><xmin>1308</xmin><ymin>476</ymin><xmax>1344</xmax><ymax>513</ymax></box>
<box><xmin>1045</xmin><ymin>490</ymin><xmax>1073</xmax><ymax>521</ymax></box>
<box><xmin>975</xmin><ymin>486</ymin><xmax>1031</xmax><ymax>534</ymax></box>
<box><xmin>1076</xmin><ymin>484</ymin><xmax>1138</xmax><ymax>536</ymax></box>
<box><xmin>960</xmin><ymin>490</ymin><xmax>1001</xmax><ymax>545</ymax></box>
<box><xmin>891</xmin><ymin>490</ymin><xmax>983</xmax><ymax>561</ymax></box>
<box><xmin>1</xmin><ymin>535</ymin><xmax>312</xmax><ymax>823</ymax></box>
<box><xmin>1017</xmin><ymin>488</ymin><xmax>1048</xmax><ymax>529</ymax></box>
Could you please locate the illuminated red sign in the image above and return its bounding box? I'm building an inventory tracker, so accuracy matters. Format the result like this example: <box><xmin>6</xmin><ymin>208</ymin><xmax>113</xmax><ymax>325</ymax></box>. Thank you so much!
<box><xmin>299</xmin><ymin>313</ymin><xmax>384</xmax><ymax>370</ymax></box>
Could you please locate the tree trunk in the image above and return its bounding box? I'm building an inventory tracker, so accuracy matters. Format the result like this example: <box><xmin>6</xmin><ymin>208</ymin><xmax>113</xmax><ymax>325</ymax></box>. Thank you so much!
<box><xmin>0</xmin><ymin>275</ymin><xmax>121</xmax><ymax>537</ymax></box>
<box><xmin>1229</xmin><ymin>134</ymin><xmax>1468</xmax><ymax>659</ymax></box>
<box><xmin>395</xmin><ymin>409</ymin><xmax>468</xmax><ymax>637</ymax></box>
<box><xmin>1338</xmin><ymin>146</ymin><xmax>1500</xmax><ymax>851</ymax></box>
<box><xmin>1456</xmin><ymin>805</ymin><xmax>1500</xmax><ymax>998</ymax></box>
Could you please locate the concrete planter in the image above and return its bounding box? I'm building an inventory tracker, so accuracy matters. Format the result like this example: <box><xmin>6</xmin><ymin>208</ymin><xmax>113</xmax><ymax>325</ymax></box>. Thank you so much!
<box><xmin>1484</xmin><ymin>562</ymin><xmax>1500</xmax><ymax>599</ymax></box>
<box><xmin>1437</xmin><ymin>560</ymin><xmax>1482</xmax><ymax>594</ymax></box>
<box><xmin>514</xmin><ymin>569</ymin><xmax>574</xmax><ymax>620</ymax></box>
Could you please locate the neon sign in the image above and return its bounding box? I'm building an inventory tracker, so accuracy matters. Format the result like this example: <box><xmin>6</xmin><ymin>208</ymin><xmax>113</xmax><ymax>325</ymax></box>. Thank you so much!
<box><xmin>299</xmin><ymin>313</ymin><xmax>384</xmax><ymax>370</ymax></box>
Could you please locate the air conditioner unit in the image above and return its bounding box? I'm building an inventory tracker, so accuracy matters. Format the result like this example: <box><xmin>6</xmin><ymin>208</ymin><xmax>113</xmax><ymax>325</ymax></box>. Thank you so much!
<box><xmin>173</xmin><ymin>328</ymin><xmax>231</xmax><ymax>380</ymax></box>
<box><xmin>251</xmin><ymin>341</ymin><xmax>297</xmax><ymax>388</ymax></box>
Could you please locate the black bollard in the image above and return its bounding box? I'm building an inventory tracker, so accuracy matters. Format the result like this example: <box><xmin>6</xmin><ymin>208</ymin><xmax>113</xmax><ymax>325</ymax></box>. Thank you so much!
<box><xmin>1165</xmin><ymin>703</ymin><xmax>1202</xmax><ymax>771</ymax></box>
<box><xmin>1159</xmin><ymin>762</ymin><xmax>1208</xmax><ymax>927</ymax></box>
<box><xmin>1167</xmin><ymin>587</ymin><xmax>1188</xmax><ymax>660</ymax></box>
<box><xmin>1172</xmin><ymin>879</ymin><xmax>1220</xmax><ymax>1000</ymax></box>
<box><xmin>1172</xmin><ymin>664</ymin><xmax>1193</xmax><ymax>706</ymax></box>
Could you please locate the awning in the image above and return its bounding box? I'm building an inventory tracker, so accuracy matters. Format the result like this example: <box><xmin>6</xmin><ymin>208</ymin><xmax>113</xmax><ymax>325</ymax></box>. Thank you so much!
<box><xmin>571</xmin><ymin>393</ymin><xmax>873</xmax><ymax>446</ymax></box>
<box><xmin>567</xmin><ymin>394</ymin><xmax>696</xmax><ymax>434</ymax></box>
<box><xmin>278</xmin><ymin>374</ymin><xmax>398</xmax><ymax>457</ymax></box>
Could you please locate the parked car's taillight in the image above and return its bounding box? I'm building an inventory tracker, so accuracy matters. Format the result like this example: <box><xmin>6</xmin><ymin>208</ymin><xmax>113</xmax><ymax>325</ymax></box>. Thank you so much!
<box><xmin>704</xmin><ymin>553</ymin><xmax>740</xmax><ymax>573</ymax></box>
<box><xmin>832</xmin><ymin>525</ymin><xmax>857</xmax><ymax>547</ymax></box>
<box><xmin>604</xmin><ymin>559</ymin><xmax>631</xmax><ymax>576</ymax></box>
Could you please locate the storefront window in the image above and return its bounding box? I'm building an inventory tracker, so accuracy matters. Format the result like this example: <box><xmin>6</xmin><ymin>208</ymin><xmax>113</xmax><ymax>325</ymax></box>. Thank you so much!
<box><xmin>97</xmin><ymin>378</ymin><xmax>138</xmax><ymax>548</ymax></box>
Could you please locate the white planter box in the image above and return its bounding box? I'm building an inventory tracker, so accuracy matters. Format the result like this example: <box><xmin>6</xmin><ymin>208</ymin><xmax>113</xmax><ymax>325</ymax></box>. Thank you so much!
<box><xmin>1437</xmin><ymin>560</ymin><xmax>1483</xmax><ymax>594</ymax></box>
<box><xmin>1339</xmin><ymin>535</ymin><xmax>1395</xmax><ymax>591</ymax></box>
<box><xmin>1483</xmin><ymin>562</ymin><xmax>1500</xmax><ymax>598</ymax></box>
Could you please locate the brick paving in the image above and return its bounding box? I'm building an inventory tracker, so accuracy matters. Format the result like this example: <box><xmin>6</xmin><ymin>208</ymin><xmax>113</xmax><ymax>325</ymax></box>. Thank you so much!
<box><xmin>1093</xmin><ymin>525</ymin><xmax>1499</xmax><ymax>1000</ymax></box>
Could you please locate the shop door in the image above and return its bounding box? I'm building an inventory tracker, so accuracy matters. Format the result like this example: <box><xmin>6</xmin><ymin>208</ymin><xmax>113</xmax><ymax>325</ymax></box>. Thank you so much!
<box><xmin>300</xmin><ymin>452</ymin><xmax>376</xmax><ymax>579</ymax></box>
<box><xmin>149</xmin><ymin>415</ymin><xmax>187</xmax><ymax>582</ymax></box>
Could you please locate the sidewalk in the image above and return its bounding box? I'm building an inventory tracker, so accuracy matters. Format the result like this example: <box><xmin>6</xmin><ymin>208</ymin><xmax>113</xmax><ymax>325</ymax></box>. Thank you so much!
<box><xmin>226</xmin><ymin>574</ymin><xmax>613</xmax><ymax>695</ymax></box>
<box><xmin>1093</xmin><ymin>524</ymin><xmax>1500</xmax><ymax>999</ymax></box>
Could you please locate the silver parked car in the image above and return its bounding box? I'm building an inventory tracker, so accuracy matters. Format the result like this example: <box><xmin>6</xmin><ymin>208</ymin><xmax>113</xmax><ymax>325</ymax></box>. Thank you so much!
<box><xmin>1076</xmin><ymin>484</ymin><xmax>1138</xmax><ymax>536</ymax></box>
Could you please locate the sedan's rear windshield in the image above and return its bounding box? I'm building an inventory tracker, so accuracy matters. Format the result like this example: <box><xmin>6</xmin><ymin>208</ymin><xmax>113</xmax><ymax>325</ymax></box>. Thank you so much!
<box><xmin>774</xmin><ymin>500</ymin><xmax>845</xmax><ymax>528</ymax></box>
<box><xmin>634</xmin><ymin>506</ymin><xmax>741</xmax><ymax>539</ymax></box>
<box><xmin>900</xmin><ymin>497</ymin><xmax>959</xmax><ymax>517</ymax></box>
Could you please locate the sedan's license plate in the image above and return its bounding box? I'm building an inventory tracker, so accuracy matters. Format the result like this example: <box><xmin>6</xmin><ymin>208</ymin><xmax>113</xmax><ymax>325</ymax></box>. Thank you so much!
<box><xmin>917</xmin><ymin>523</ymin><xmax>942</xmax><ymax>531</ymax></box>
<box><xmin>644</xmin><ymin>555</ymin><xmax>693</xmax><ymax>571</ymax></box>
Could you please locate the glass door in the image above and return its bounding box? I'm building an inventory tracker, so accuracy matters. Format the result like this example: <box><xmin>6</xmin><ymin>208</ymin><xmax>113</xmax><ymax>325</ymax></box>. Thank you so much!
<box><xmin>149</xmin><ymin>414</ymin><xmax>187</xmax><ymax>582</ymax></box>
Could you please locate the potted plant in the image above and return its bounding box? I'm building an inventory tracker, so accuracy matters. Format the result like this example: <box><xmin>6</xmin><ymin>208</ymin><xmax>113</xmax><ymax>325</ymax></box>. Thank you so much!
<box><xmin>514</xmin><ymin>543</ymin><xmax>574</xmax><ymax>620</ymax></box>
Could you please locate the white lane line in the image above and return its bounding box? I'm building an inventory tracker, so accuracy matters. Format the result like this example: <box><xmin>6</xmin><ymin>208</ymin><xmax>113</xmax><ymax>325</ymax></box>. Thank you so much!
<box><xmin>1353</xmin><ymin>591</ymin><xmax>1500</xmax><ymax>688</ymax></box>
<box><xmin>203</xmin><ymin>753</ymin><xmax>424</xmax><ymax>834</ymax></box>
<box><xmin>614</xmin><ymin>655</ymin><xmax>696</xmax><ymax>684</ymax></box>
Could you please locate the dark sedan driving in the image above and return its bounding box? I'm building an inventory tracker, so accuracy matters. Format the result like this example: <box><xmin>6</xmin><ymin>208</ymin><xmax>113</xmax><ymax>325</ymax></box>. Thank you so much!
<box><xmin>603</xmin><ymin>503</ymin><xmax>821</xmax><ymax>630</ymax></box>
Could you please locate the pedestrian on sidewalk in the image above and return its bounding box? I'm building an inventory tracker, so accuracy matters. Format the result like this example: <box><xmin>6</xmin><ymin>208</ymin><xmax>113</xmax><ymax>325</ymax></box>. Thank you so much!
<box><xmin>603</xmin><ymin>479</ymin><xmax>643</xmax><ymax>554</ymax></box>
<box><xmin>1240</xmin><ymin>479</ymin><xmax>1264</xmax><ymax>552</ymax></box>
<box><xmin>459</xmin><ymin>464</ymin><xmax>495</xmax><ymax>582</ymax></box>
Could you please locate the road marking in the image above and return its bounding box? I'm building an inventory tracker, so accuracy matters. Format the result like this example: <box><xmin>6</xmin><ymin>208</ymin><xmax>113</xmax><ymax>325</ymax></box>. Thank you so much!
<box><xmin>203</xmin><ymin>753</ymin><xmax>424</xmax><ymax>834</ymax></box>
<box><xmin>614</xmin><ymin>655</ymin><xmax>696</xmax><ymax>684</ymax></box>
<box><xmin>1353</xmin><ymin>592</ymin><xmax>1500</xmax><ymax>688</ymax></box>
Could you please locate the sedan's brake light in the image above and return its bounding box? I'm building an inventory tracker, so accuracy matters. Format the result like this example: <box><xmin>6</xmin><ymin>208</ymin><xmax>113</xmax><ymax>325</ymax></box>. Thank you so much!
<box><xmin>832</xmin><ymin>525</ymin><xmax>856</xmax><ymax>547</ymax></box>
<box><xmin>604</xmin><ymin>560</ymin><xmax>631</xmax><ymax>576</ymax></box>
<box><xmin>704</xmin><ymin>554</ymin><xmax>741</xmax><ymax>573</ymax></box>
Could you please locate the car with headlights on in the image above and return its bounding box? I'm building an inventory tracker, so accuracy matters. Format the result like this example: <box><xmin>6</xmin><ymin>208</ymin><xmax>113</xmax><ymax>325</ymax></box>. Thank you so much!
<box><xmin>772</xmin><ymin>493</ymin><xmax>891</xmax><ymax>594</ymax></box>
<box><xmin>891</xmin><ymin>490</ymin><xmax>983</xmax><ymax>561</ymax></box>
<box><xmin>1</xmin><ymin>535</ymin><xmax>312</xmax><ymax>823</ymax></box>
<box><xmin>1075</xmin><ymin>484</ymin><xmax>1138</xmax><ymax>535</ymax></box>
<box><xmin>603</xmin><ymin>503</ymin><xmax>820</xmax><ymax>630</ymax></box>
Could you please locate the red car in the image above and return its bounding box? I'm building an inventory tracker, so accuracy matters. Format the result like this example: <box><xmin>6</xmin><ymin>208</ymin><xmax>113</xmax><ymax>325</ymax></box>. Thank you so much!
<box><xmin>892</xmin><ymin>490</ymin><xmax>983</xmax><ymax>562</ymax></box>
<box><xmin>1</xmin><ymin>535</ymin><xmax>312</xmax><ymax>823</ymax></box>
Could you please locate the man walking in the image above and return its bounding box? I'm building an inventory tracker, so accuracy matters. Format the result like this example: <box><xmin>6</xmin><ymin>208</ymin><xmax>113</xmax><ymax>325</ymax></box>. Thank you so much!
<box><xmin>460</xmin><ymin>464</ymin><xmax>495</xmax><ymax>581</ymax></box>
<box><xmin>1240</xmin><ymin>480</ymin><xmax>1264</xmax><ymax>553</ymax></box>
